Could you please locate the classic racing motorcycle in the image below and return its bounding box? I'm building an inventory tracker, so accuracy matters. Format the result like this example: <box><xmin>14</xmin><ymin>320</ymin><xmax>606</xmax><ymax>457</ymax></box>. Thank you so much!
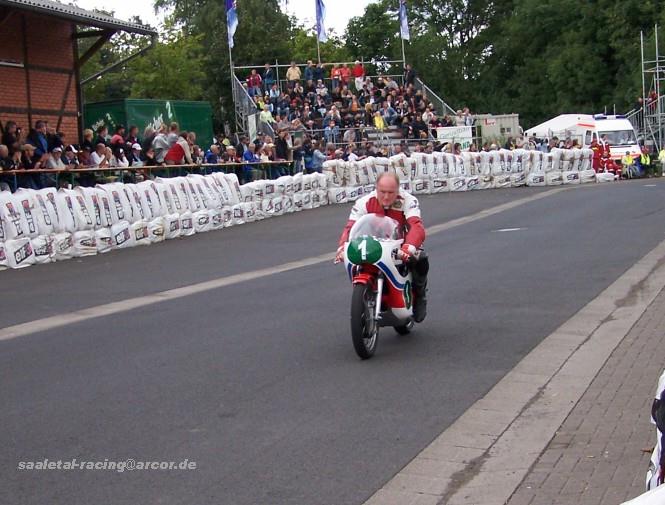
<box><xmin>342</xmin><ymin>214</ymin><xmax>417</xmax><ymax>359</ymax></box>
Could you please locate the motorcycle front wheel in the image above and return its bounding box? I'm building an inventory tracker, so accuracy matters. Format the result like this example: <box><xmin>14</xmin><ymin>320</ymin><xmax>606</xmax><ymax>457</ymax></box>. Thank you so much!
<box><xmin>351</xmin><ymin>283</ymin><xmax>378</xmax><ymax>359</ymax></box>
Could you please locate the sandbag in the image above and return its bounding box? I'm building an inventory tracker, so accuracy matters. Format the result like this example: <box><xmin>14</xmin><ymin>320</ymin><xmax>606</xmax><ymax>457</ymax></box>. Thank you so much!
<box><xmin>545</xmin><ymin>171</ymin><xmax>563</xmax><ymax>185</ymax></box>
<box><xmin>580</xmin><ymin>169</ymin><xmax>596</xmax><ymax>184</ymax></box>
<box><xmin>111</xmin><ymin>221</ymin><xmax>134</xmax><ymax>249</ymax></box>
<box><xmin>466</xmin><ymin>176</ymin><xmax>480</xmax><ymax>191</ymax></box>
<box><xmin>95</xmin><ymin>228</ymin><xmax>113</xmax><ymax>253</ymax></box>
<box><xmin>148</xmin><ymin>217</ymin><xmax>166</xmax><ymax>242</ymax></box>
<box><xmin>293</xmin><ymin>192</ymin><xmax>304</xmax><ymax>211</ymax></box>
<box><xmin>193</xmin><ymin>210</ymin><xmax>213</xmax><ymax>233</ymax></box>
<box><xmin>180</xmin><ymin>211</ymin><xmax>195</xmax><ymax>236</ymax></box>
<box><xmin>449</xmin><ymin>176</ymin><xmax>467</xmax><ymax>192</ymax></box>
<box><xmin>53</xmin><ymin>232</ymin><xmax>74</xmax><ymax>260</ymax></box>
<box><xmin>477</xmin><ymin>175</ymin><xmax>493</xmax><ymax>190</ymax></box>
<box><xmin>412</xmin><ymin>179</ymin><xmax>430</xmax><ymax>195</ymax></box>
<box><xmin>526</xmin><ymin>173</ymin><xmax>546</xmax><ymax>187</ymax></box>
<box><xmin>510</xmin><ymin>172</ymin><xmax>527</xmax><ymax>187</ymax></box>
<box><xmin>0</xmin><ymin>242</ymin><xmax>7</xmax><ymax>270</ymax></box>
<box><xmin>596</xmin><ymin>171</ymin><xmax>616</xmax><ymax>183</ymax></box>
<box><xmin>431</xmin><ymin>178</ymin><xmax>449</xmax><ymax>194</ymax></box>
<box><xmin>562</xmin><ymin>171</ymin><xmax>580</xmax><ymax>185</ymax></box>
<box><xmin>31</xmin><ymin>235</ymin><xmax>54</xmax><ymax>264</ymax></box>
<box><xmin>328</xmin><ymin>188</ymin><xmax>348</xmax><ymax>205</ymax></box>
<box><xmin>12</xmin><ymin>189</ymin><xmax>40</xmax><ymax>238</ymax></box>
<box><xmin>72</xmin><ymin>230</ymin><xmax>97</xmax><ymax>257</ymax></box>
<box><xmin>33</xmin><ymin>189</ymin><xmax>59</xmax><ymax>235</ymax></box>
<box><xmin>231</xmin><ymin>204</ymin><xmax>245</xmax><ymax>225</ymax></box>
<box><xmin>493</xmin><ymin>174</ymin><xmax>512</xmax><ymax>189</ymax></box>
<box><xmin>0</xmin><ymin>191</ymin><xmax>32</xmax><ymax>240</ymax></box>
<box><xmin>163</xmin><ymin>214</ymin><xmax>182</xmax><ymax>239</ymax></box>
<box><xmin>5</xmin><ymin>237</ymin><xmax>35</xmax><ymax>269</ymax></box>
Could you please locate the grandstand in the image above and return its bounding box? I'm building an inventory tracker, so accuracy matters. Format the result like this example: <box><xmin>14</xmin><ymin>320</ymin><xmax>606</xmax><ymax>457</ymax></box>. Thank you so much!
<box><xmin>230</xmin><ymin>59</ymin><xmax>458</xmax><ymax>148</ymax></box>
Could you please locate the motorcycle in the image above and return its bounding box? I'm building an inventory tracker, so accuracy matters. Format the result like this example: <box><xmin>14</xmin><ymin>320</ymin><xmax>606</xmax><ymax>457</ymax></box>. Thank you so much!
<box><xmin>342</xmin><ymin>214</ymin><xmax>417</xmax><ymax>359</ymax></box>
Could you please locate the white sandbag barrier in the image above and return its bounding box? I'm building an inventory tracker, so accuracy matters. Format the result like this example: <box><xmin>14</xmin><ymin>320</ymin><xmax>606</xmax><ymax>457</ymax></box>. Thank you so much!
<box><xmin>0</xmin><ymin>148</ymin><xmax>615</xmax><ymax>270</ymax></box>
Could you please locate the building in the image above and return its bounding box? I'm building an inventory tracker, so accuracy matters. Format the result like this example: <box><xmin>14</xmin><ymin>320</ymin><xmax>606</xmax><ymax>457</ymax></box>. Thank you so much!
<box><xmin>0</xmin><ymin>0</ymin><xmax>156</xmax><ymax>142</ymax></box>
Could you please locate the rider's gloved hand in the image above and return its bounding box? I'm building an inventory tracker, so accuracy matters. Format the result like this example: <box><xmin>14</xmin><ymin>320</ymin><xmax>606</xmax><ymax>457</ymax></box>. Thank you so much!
<box><xmin>334</xmin><ymin>245</ymin><xmax>344</xmax><ymax>264</ymax></box>
<box><xmin>398</xmin><ymin>244</ymin><xmax>417</xmax><ymax>262</ymax></box>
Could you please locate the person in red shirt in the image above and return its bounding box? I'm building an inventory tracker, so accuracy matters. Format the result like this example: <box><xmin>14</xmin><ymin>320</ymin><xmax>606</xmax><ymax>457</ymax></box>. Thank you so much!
<box><xmin>352</xmin><ymin>60</ymin><xmax>365</xmax><ymax>92</ymax></box>
<box><xmin>339</xmin><ymin>63</ymin><xmax>351</xmax><ymax>87</ymax></box>
<box><xmin>335</xmin><ymin>172</ymin><xmax>429</xmax><ymax>322</ymax></box>
<box><xmin>247</xmin><ymin>69</ymin><xmax>262</xmax><ymax>97</ymax></box>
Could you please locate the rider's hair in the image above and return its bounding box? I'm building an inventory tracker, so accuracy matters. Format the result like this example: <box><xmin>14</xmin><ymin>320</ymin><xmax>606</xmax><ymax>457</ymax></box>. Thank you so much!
<box><xmin>376</xmin><ymin>171</ymin><xmax>400</xmax><ymax>187</ymax></box>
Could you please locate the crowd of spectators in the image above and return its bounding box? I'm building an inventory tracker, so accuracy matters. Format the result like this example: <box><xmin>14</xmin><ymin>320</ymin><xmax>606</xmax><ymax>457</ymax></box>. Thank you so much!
<box><xmin>244</xmin><ymin>60</ymin><xmax>474</xmax><ymax>144</ymax></box>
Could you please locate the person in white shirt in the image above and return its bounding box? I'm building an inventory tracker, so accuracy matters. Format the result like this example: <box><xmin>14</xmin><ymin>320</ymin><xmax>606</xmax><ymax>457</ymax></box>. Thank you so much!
<box><xmin>90</xmin><ymin>143</ymin><xmax>108</xmax><ymax>167</ymax></box>
<box><xmin>45</xmin><ymin>146</ymin><xmax>65</xmax><ymax>169</ymax></box>
<box><xmin>115</xmin><ymin>147</ymin><xmax>129</xmax><ymax>168</ymax></box>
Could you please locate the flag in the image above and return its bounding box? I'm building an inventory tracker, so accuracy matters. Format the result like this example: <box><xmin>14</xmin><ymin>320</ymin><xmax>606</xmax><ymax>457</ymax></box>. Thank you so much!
<box><xmin>399</xmin><ymin>0</ymin><xmax>410</xmax><ymax>41</ymax></box>
<box><xmin>316</xmin><ymin>0</ymin><xmax>327</xmax><ymax>43</ymax></box>
<box><xmin>226</xmin><ymin>0</ymin><xmax>238</xmax><ymax>49</ymax></box>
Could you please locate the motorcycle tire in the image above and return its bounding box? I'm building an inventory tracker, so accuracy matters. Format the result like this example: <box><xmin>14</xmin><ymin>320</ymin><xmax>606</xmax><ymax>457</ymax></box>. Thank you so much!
<box><xmin>394</xmin><ymin>320</ymin><xmax>414</xmax><ymax>335</ymax></box>
<box><xmin>351</xmin><ymin>283</ymin><xmax>378</xmax><ymax>359</ymax></box>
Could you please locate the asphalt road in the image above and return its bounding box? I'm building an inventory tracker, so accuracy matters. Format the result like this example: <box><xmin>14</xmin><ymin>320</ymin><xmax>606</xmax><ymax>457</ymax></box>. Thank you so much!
<box><xmin>2</xmin><ymin>180</ymin><xmax>665</xmax><ymax>505</ymax></box>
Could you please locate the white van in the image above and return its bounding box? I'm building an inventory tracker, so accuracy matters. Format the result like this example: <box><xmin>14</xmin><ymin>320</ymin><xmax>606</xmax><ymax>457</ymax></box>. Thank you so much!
<box><xmin>525</xmin><ymin>114</ymin><xmax>641</xmax><ymax>160</ymax></box>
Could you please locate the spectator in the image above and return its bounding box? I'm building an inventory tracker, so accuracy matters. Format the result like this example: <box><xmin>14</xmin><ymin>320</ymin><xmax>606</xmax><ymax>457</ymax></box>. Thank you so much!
<box><xmin>27</xmin><ymin>120</ymin><xmax>49</xmax><ymax>163</ymax></box>
<box><xmin>330</xmin><ymin>64</ymin><xmax>342</xmax><ymax>90</ymax></box>
<box><xmin>0</xmin><ymin>144</ymin><xmax>16</xmax><ymax>191</ymax></box>
<box><xmin>77</xmin><ymin>146</ymin><xmax>93</xmax><ymax>167</ymax></box>
<box><xmin>310</xmin><ymin>140</ymin><xmax>327</xmax><ymax>173</ymax></box>
<box><xmin>262</xmin><ymin>63</ymin><xmax>275</xmax><ymax>92</ymax></box>
<box><xmin>143</xmin><ymin>147</ymin><xmax>158</xmax><ymax>167</ymax></box>
<box><xmin>286</xmin><ymin>61</ymin><xmax>301</xmax><ymax>88</ymax></box>
<box><xmin>125</xmin><ymin>125</ymin><xmax>139</xmax><ymax>147</ymax></box>
<box><xmin>81</xmin><ymin>128</ymin><xmax>95</xmax><ymax>151</ymax></box>
<box><xmin>2</xmin><ymin>121</ymin><xmax>21</xmax><ymax>157</ymax></box>
<box><xmin>63</xmin><ymin>145</ymin><xmax>79</xmax><ymax>168</ymax></box>
<box><xmin>45</xmin><ymin>146</ymin><xmax>65</xmax><ymax>169</ymax></box>
<box><xmin>339</xmin><ymin>63</ymin><xmax>351</xmax><ymax>87</ymax></box>
<box><xmin>304</xmin><ymin>60</ymin><xmax>315</xmax><ymax>87</ymax></box>
<box><xmin>164</xmin><ymin>132</ymin><xmax>193</xmax><ymax>165</ymax></box>
<box><xmin>115</xmin><ymin>147</ymin><xmax>129</xmax><ymax>168</ymax></box>
<box><xmin>110</xmin><ymin>125</ymin><xmax>125</xmax><ymax>146</ymax></box>
<box><xmin>130</xmin><ymin>144</ymin><xmax>143</xmax><ymax>167</ymax></box>
<box><xmin>247</xmin><ymin>69</ymin><xmax>262</xmax><ymax>97</ymax></box>
<box><xmin>19</xmin><ymin>143</ymin><xmax>41</xmax><ymax>189</ymax></box>
<box><xmin>94</xmin><ymin>125</ymin><xmax>108</xmax><ymax>146</ymax></box>
<box><xmin>314</xmin><ymin>62</ymin><xmax>325</xmax><ymax>83</ymax></box>
<box><xmin>242</xmin><ymin>143</ymin><xmax>259</xmax><ymax>183</ymax></box>
<box><xmin>316</xmin><ymin>79</ymin><xmax>328</xmax><ymax>97</ymax></box>
<box><xmin>90</xmin><ymin>142</ymin><xmax>108</xmax><ymax>167</ymax></box>
<box><xmin>381</xmin><ymin>101</ymin><xmax>398</xmax><ymax>126</ymax></box>
<box><xmin>152</xmin><ymin>126</ymin><xmax>171</xmax><ymax>163</ymax></box>
<box><xmin>352</xmin><ymin>60</ymin><xmax>365</xmax><ymax>92</ymax></box>
<box><xmin>463</xmin><ymin>107</ymin><xmax>474</xmax><ymax>126</ymax></box>
<box><xmin>324</xmin><ymin>120</ymin><xmax>340</xmax><ymax>144</ymax></box>
<box><xmin>205</xmin><ymin>144</ymin><xmax>220</xmax><ymax>164</ymax></box>
<box><xmin>404</xmin><ymin>63</ymin><xmax>416</xmax><ymax>87</ymax></box>
<box><xmin>167</xmin><ymin>122</ymin><xmax>179</xmax><ymax>146</ymax></box>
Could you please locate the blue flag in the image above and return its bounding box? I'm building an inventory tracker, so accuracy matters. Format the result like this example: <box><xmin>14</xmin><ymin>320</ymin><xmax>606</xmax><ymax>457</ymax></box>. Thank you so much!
<box><xmin>316</xmin><ymin>0</ymin><xmax>327</xmax><ymax>43</ymax></box>
<box><xmin>226</xmin><ymin>0</ymin><xmax>238</xmax><ymax>49</ymax></box>
<box><xmin>399</xmin><ymin>0</ymin><xmax>410</xmax><ymax>41</ymax></box>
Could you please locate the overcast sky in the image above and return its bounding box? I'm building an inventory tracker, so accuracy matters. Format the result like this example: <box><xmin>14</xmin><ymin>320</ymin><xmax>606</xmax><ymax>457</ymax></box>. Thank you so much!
<box><xmin>74</xmin><ymin>0</ymin><xmax>375</xmax><ymax>36</ymax></box>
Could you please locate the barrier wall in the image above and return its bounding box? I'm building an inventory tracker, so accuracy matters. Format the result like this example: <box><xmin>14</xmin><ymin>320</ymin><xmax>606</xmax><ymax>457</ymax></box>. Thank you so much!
<box><xmin>0</xmin><ymin>148</ymin><xmax>608</xmax><ymax>270</ymax></box>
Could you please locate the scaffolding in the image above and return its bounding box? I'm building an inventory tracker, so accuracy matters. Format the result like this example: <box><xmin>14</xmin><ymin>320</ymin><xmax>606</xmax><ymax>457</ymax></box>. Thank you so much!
<box><xmin>629</xmin><ymin>25</ymin><xmax>665</xmax><ymax>151</ymax></box>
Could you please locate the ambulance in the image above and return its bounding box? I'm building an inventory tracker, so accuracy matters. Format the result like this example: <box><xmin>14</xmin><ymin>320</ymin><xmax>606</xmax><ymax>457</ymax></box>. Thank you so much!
<box><xmin>525</xmin><ymin>114</ymin><xmax>641</xmax><ymax>160</ymax></box>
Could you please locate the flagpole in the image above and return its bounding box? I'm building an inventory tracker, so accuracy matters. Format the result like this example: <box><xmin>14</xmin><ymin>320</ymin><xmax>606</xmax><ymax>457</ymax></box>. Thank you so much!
<box><xmin>317</xmin><ymin>36</ymin><xmax>321</xmax><ymax>64</ymax></box>
<box><xmin>401</xmin><ymin>37</ymin><xmax>406</xmax><ymax>67</ymax></box>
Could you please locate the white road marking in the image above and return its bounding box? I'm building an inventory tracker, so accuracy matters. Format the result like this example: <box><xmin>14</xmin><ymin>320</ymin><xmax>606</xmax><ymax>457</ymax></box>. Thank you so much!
<box><xmin>0</xmin><ymin>187</ymin><xmax>568</xmax><ymax>341</ymax></box>
<box><xmin>363</xmin><ymin>234</ymin><xmax>665</xmax><ymax>505</ymax></box>
<box><xmin>644</xmin><ymin>184</ymin><xmax>657</xmax><ymax>187</ymax></box>
<box><xmin>492</xmin><ymin>227</ymin><xmax>526</xmax><ymax>233</ymax></box>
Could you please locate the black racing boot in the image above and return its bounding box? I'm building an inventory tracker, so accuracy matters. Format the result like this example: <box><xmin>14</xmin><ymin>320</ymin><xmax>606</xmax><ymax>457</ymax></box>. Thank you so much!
<box><xmin>412</xmin><ymin>281</ymin><xmax>427</xmax><ymax>322</ymax></box>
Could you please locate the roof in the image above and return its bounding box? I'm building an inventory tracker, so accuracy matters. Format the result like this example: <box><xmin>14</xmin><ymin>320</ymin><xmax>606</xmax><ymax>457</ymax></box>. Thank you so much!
<box><xmin>0</xmin><ymin>0</ymin><xmax>157</xmax><ymax>35</ymax></box>
<box><xmin>525</xmin><ymin>114</ymin><xmax>594</xmax><ymax>137</ymax></box>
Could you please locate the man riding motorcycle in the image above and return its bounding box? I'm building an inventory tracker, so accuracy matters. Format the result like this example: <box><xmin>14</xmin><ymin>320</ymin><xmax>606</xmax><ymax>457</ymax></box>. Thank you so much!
<box><xmin>335</xmin><ymin>172</ymin><xmax>429</xmax><ymax>322</ymax></box>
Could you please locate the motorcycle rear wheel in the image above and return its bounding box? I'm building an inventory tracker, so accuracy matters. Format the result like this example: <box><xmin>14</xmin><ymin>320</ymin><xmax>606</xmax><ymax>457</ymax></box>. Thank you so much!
<box><xmin>351</xmin><ymin>283</ymin><xmax>378</xmax><ymax>359</ymax></box>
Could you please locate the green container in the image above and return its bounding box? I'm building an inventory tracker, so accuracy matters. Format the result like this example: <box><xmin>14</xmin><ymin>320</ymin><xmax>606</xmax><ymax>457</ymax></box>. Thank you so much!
<box><xmin>84</xmin><ymin>99</ymin><xmax>214</xmax><ymax>147</ymax></box>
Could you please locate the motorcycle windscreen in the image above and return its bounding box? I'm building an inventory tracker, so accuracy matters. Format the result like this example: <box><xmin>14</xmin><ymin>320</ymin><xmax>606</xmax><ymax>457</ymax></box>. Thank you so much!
<box><xmin>348</xmin><ymin>214</ymin><xmax>403</xmax><ymax>240</ymax></box>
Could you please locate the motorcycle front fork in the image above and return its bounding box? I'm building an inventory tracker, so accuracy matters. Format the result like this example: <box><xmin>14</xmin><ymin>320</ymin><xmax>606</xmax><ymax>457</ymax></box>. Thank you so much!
<box><xmin>374</xmin><ymin>275</ymin><xmax>384</xmax><ymax>322</ymax></box>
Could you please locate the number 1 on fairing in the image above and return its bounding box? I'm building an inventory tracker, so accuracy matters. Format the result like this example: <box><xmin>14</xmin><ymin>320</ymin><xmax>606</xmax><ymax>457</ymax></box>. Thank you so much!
<box><xmin>359</xmin><ymin>239</ymin><xmax>367</xmax><ymax>261</ymax></box>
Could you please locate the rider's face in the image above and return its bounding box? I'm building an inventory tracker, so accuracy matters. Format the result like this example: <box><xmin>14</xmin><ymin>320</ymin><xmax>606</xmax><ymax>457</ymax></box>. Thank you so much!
<box><xmin>377</xmin><ymin>177</ymin><xmax>398</xmax><ymax>208</ymax></box>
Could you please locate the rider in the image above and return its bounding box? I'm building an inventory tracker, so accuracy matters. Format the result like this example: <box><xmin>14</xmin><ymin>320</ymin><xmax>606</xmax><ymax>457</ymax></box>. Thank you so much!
<box><xmin>335</xmin><ymin>172</ymin><xmax>429</xmax><ymax>322</ymax></box>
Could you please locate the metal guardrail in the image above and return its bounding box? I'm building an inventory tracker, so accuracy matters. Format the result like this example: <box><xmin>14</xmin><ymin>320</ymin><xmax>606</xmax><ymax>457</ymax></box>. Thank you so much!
<box><xmin>414</xmin><ymin>78</ymin><xmax>456</xmax><ymax>117</ymax></box>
